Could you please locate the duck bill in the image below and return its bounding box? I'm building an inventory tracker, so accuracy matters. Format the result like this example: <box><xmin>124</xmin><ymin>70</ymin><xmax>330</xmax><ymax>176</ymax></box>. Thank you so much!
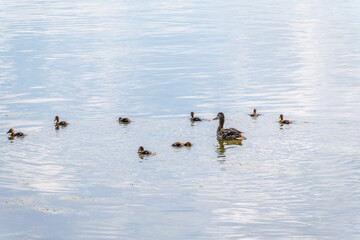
<box><xmin>213</xmin><ymin>117</ymin><xmax>219</xmax><ymax>120</ymax></box>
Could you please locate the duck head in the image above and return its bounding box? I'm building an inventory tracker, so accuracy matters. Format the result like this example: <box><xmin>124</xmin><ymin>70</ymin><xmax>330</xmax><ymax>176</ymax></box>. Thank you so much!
<box><xmin>213</xmin><ymin>112</ymin><xmax>225</xmax><ymax>121</ymax></box>
<box><xmin>184</xmin><ymin>142</ymin><xmax>192</xmax><ymax>147</ymax></box>
<box><xmin>253</xmin><ymin>109</ymin><xmax>257</xmax><ymax>114</ymax></box>
<box><xmin>190</xmin><ymin>112</ymin><xmax>194</xmax><ymax>118</ymax></box>
<box><xmin>138</xmin><ymin>146</ymin><xmax>145</xmax><ymax>153</ymax></box>
<box><xmin>279</xmin><ymin>114</ymin><xmax>284</xmax><ymax>121</ymax></box>
<box><xmin>7</xmin><ymin>128</ymin><xmax>15</xmax><ymax>134</ymax></box>
<box><xmin>54</xmin><ymin>116</ymin><xmax>59</xmax><ymax>122</ymax></box>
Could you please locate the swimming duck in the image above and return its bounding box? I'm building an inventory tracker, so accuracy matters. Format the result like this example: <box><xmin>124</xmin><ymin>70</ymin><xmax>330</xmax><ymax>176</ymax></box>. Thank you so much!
<box><xmin>250</xmin><ymin>109</ymin><xmax>260</xmax><ymax>117</ymax></box>
<box><xmin>138</xmin><ymin>146</ymin><xmax>151</xmax><ymax>155</ymax></box>
<box><xmin>54</xmin><ymin>116</ymin><xmax>68</xmax><ymax>127</ymax></box>
<box><xmin>119</xmin><ymin>117</ymin><xmax>131</xmax><ymax>123</ymax></box>
<box><xmin>7</xmin><ymin>128</ymin><xmax>25</xmax><ymax>137</ymax></box>
<box><xmin>279</xmin><ymin>114</ymin><xmax>292</xmax><ymax>124</ymax></box>
<box><xmin>190</xmin><ymin>112</ymin><xmax>202</xmax><ymax>121</ymax></box>
<box><xmin>213</xmin><ymin>112</ymin><xmax>246</xmax><ymax>140</ymax></box>
<box><xmin>172</xmin><ymin>141</ymin><xmax>192</xmax><ymax>147</ymax></box>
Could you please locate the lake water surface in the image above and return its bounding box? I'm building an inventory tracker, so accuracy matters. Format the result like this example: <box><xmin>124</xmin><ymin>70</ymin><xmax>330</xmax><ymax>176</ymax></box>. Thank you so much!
<box><xmin>1</xmin><ymin>1</ymin><xmax>360</xmax><ymax>239</ymax></box>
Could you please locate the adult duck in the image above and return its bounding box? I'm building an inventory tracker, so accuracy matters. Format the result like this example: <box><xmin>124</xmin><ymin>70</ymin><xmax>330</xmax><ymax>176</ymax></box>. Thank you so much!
<box><xmin>213</xmin><ymin>112</ymin><xmax>246</xmax><ymax>140</ymax></box>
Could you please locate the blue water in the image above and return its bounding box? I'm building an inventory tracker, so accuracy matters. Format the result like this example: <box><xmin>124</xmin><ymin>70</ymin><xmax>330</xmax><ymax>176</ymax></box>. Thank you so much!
<box><xmin>1</xmin><ymin>1</ymin><xmax>360</xmax><ymax>239</ymax></box>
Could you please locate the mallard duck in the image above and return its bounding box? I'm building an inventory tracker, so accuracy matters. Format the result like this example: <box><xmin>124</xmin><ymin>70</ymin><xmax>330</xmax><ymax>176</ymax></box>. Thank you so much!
<box><xmin>279</xmin><ymin>114</ymin><xmax>292</xmax><ymax>124</ymax></box>
<box><xmin>54</xmin><ymin>116</ymin><xmax>68</xmax><ymax>126</ymax></box>
<box><xmin>138</xmin><ymin>146</ymin><xmax>151</xmax><ymax>155</ymax></box>
<box><xmin>119</xmin><ymin>117</ymin><xmax>131</xmax><ymax>123</ymax></box>
<box><xmin>7</xmin><ymin>128</ymin><xmax>25</xmax><ymax>137</ymax></box>
<box><xmin>213</xmin><ymin>112</ymin><xmax>246</xmax><ymax>140</ymax></box>
<box><xmin>172</xmin><ymin>141</ymin><xmax>192</xmax><ymax>147</ymax></box>
<box><xmin>190</xmin><ymin>112</ymin><xmax>202</xmax><ymax>121</ymax></box>
<box><xmin>250</xmin><ymin>109</ymin><xmax>260</xmax><ymax>117</ymax></box>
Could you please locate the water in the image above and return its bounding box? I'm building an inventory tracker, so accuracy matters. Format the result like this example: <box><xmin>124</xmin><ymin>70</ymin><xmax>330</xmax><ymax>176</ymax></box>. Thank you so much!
<box><xmin>1</xmin><ymin>0</ymin><xmax>360</xmax><ymax>239</ymax></box>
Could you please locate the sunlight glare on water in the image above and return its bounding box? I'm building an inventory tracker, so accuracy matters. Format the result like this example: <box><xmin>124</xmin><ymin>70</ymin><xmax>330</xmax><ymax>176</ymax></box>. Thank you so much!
<box><xmin>1</xmin><ymin>0</ymin><xmax>360</xmax><ymax>239</ymax></box>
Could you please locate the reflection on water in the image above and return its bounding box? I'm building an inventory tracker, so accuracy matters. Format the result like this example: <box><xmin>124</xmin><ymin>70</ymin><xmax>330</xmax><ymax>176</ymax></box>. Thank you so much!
<box><xmin>1</xmin><ymin>0</ymin><xmax>360</xmax><ymax>239</ymax></box>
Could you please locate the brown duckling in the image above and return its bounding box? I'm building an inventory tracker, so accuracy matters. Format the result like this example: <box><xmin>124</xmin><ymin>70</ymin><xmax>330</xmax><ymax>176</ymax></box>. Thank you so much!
<box><xmin>138</xmin><ymin>146</ymin><xmax>151</xmax><ymax>155</ymax></box>
<box><xmin>279</xmin><ymin>114</ymin><xmax>292</xmax><ymax>124</ymax></box>
<box><xmin>172</xmin><ymin>141</ymin><xmax>192</xmax><ymax>147</ymax></box>
<box><xmin>190</xmin><ymin>112</ymin><xmax>202</xmax><ymax>121</ymax></box>
<box><xmin>250</xmin><ymin>109</ymin><xmax>260</xmax><ymax>117</ymax></box>
<box><xmin>54</xmin><ymin>116</ymin><xmax>68</xmax><ymax>127</ymax></box>
<box><xmin>7</xmin><ymin>128</ymin><xmax>25</xmax><ymax>137</ymax></box>
<box><xmin>213</xmin><ymin>112</ymin><xmax>246</xmax><ymax>140</ymax></box>
<box><xmin>119</xmin><ymin>117</ymin><xmax>131</xmax><ymax>123</ymax></box>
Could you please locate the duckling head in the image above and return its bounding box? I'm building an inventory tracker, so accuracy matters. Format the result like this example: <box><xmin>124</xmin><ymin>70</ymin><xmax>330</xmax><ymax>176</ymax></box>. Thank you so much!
<box><xmin>253</xmin><ymin>109</ymin><xmax>257</xmax><ymax>114</ymax></box>
<box><xmin>190</xmin><ymin>112</ymin><xmax>194</xmax><ymax>118</ymax></box>
<box><xmin>7</xmin><ymin>128</ymin><xmax>14</xmax><ymax>134</ymax></box>
<box><xmin>54</xmin><ymin>116</ymin><xmax>59</xmax><ymax>122</ymax></box>
<box><xmin>138</xmin><ymin>146</ymin><xmax>145</xmax><ymax>153</ymax></box>
<box><xmin>279</xmin><ymin>114</ymin><xmax>284</xmax><ymax>121</ymax></box>
<box><xmin>184</xmin><ymin>142</ymin><xmax>192</xmax><ymax>147</ymax></box>
<box><xmin>213</xmin><ymin>112</ymin><xmax>225</xmax><ymax>120</ymax></box>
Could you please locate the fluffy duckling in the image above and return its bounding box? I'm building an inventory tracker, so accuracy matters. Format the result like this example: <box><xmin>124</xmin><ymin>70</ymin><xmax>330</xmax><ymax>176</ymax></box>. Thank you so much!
<box><xmin>119</xmin><ymin>117</ymin><xmax>131</xmax><ymax>123</ymax></box>
<box><xmin>279</xmin><ymin>114</ymin><xmax>292</xmax><ymax>124</ymax></box>
<box><xmin>54</xmin><ymin>116</ymin><xmax>68</xmax><ymax>127</ymax></box>
<box><xmin>172</xmin><ymin>141</ymin><xmax>192</xmax><ymax>147</ymax></box>
<box><xmin>138</xmin><ymin>146</ymin><xmax>151</xmax><ymax>155</ymax></box>
<box><xmin>250</xmin><ymin>109</ymin><xmax>260</xmax><ymax>117</ymax></box>
<box><xmin>213</xmin><ymin>112</ymin><xmax>246</xmax><ymax>140</ymax></box>
<box><xmin>7</xmin><ymin>128</ymin><xmax>25</xmax><ymax>137</ymax></box>
<box><xmin>190</xmin><ymin>112</ymin><xmax>202</xmax><ymax>121</ymax></box>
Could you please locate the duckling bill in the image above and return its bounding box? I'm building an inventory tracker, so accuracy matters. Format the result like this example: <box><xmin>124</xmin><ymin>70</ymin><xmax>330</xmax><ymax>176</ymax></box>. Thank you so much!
<box><xmin>7</xmin><ymin>128</ymin><xmax>25</xmax><ymax>137</ymax></box>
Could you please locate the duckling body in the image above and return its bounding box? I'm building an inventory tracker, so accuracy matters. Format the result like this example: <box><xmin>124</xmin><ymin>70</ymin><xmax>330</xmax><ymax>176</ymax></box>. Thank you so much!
<box><xmin>172</xmin><ymin>141</ymin><xmax>192</xmax><ymax>147</ymax></box>
<box><xmin>7</xmin><ymin>129</ymin><xmax>25</xmax><ymax>137</ymax></box>
<box><xmin>213</xmin><ymin>112</ymin><xmax>246</xmax><ymax>140</ymax></box>
<box><xmin>119</xmin><ymin>117</ymin><xmax>131</xmax><ymax>123</ymax></box>
<box><xmin>250</xmin><ymin>109</ymin><xmax>260</xmax><ymax>117</ymax></box>
<box><xmin>190</xmin><ymin>112</ymin><xmax>202</xmax><ymax>121</ymax></box>
<box><xmin>138</xmin><ymin>146</ymin><xmax>151</xmax><ymax>155</ymax></box>
<box><xmin>54</xmin><ymin>116</ymin><xmax>68</xmax><ymax>127</ymax></box>
<box><xmin>279</xmin><ymin>114</ymin><xmax>292</xmax><ymax>124</ymax></box>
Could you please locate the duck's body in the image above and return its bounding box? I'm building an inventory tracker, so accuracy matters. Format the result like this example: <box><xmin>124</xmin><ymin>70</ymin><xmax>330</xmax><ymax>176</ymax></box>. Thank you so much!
<box><xmin>119</xmin><ymin>117</ymin><xmax>131</xmax><ymax>123</ymax></box>
<box><xmin>54</xmin><ymin>116</ymin><xmax>68</xmax><ymax>127</ymax></box>
<box><xmin>213</xmin><ymin>112</ymin><xmax>246</xmax><ymax>140</ymax></box>
<box><xmin>250</xmin><ymin>109</ymin><xmax>260</xmax><ymax>117</ymax></box>
<box><xmin>138</xmin><ymin>146</ymin><xmax>151</xmax><ymax>155</ymax></box>
<box><xmin>279</xmin><ymin>114</ymin><xmax>292</xmax><ymax>124</ymax></box>
<box><xmin>190</xmin><ymin>112</ymin><xmax>202</xmax><ymax>121</ymax></box>
<box><xmin>7</xmin><ymin>129</ymin><xmax>25</xmax><ymax>137</ymax></box>
<box><xmin>172</xmin><ymin>141</ymin><xmax>192</xmax><ymax>147</ymax></box>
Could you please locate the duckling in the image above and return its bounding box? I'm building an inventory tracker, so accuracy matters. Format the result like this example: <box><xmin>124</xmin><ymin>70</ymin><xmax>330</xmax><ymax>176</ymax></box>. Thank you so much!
<box><xmin>190</xmin><ymin>112</ymin><xmax>202</xmax><ymax>121</ymax></box>
<box><xmin>172</xmin><ymin>142</ymin><xmax>185</xmax><ymax>147</ymax></box>
<box><xmin>250</xmin><ymin>109</ymin><xmax>260</xmax><ymax>117</ymax></box>
<box><xmin>184</xmin><ymin>142</ymin><xmax>192</xmax><ymax>147</ymax></box>
<box><xmin>279</xmin><ymin>114</ymin><xmax>292</xmax><ymax>124</ymax></box>
<box><xmin>213</xmin><ymin>112</ymin><xmax>246</xmax><ymax>140</ymax></box>
<box><xmin>138</xmin><ymin>146</ymin><xmax>151</xmax><ymax>155</ymax></box>
<box><xmin>7</xmin><ymin>128</ymin><xmax>25</xmax><ymax>137</ymax></box>
<box><xmin>172</xmin><ymin>141</ymin><xmax>193</xmax><ymax>147</ymax></box>
<box><xmin>54</xmin><ymin>116</ymin><xmax>68</xmax><ymax>127</ymax></box>
<box><xmin>119</xmin><ymin>117</ymin><xmax>131</xmax><ymax>123</ymax></box>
